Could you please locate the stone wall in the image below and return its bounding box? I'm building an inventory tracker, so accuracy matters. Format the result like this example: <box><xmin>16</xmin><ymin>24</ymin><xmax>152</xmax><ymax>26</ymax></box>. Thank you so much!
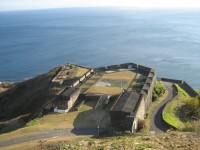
<box><xmin>160</xmin><ymin>78</ymin><xmax>198</xmax><ymax>97</ymax></box>
<box><xmin>160</xmin><ymin>78</ymin><xmax>183</xmax><ymax>84</ymax></box>
<box><xmin>140</xmin><ymin>69</ymin><xmax>156</xmax><ymax>112</ymax></box>
<box><xmin>70</xmin><ymin>89</ymin><xmax>81</xmax><ymax>104</ymax></box>
<box><xmin>182</xmin><ymin>81</ymin><xmax>198</xmax><ymax>97</ymax></box>
<box><xmin>79</xmin><ymin>75</ymin><xmax>86</xmax><ymax>82</ymax></box>
<box><xmin>138</xmin><ymin>65</ymin><xmax>151</xmax><ymax>73</ymax></box>
<box><xmin>95</xmin><ymin>62</ymin><xmax>139</xmax><ymax>71</ymax></box>
<box><xmin>107</xmin><ymin>65</ymin><xmax>119</xmax><ymax>70</ymax></box>
<box><xmin>73</xmin><ymin>80</ymin><xmax>80</xmax><ymax>87</ymax></box>
<box><xmin>135</xmin><ymin>95</ymin><xmax>146</xmax><ymax>120</ymax></box>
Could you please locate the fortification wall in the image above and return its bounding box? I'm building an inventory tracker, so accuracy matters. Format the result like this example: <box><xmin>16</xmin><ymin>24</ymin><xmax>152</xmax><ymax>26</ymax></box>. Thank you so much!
<box><xmin>107</xmin><ymin>65</ymin><xmax>119</xmax><ymax>70</ymax></box>
<box><xmin>140</xmin><ymin>69</ymin><xmax>156</xmax><ymax>111</ymax></box>
<box><xmin>138</xmin><ymin>65</ymin><xmax>151</xmax><ymax>73</ymax></box>
<box><xmin>95</xmin><ymin>62</ymin><xmax>153</xmax><ymax>72</ymax></box>
<box><xmin>160</xmin><ymin>78</ymin><xmax>198</xmax><ymax>97</ymax></box>
<box><xmin>79</xmin><ymin>75</ymin><xmax>85</xmax><ymax>82</ymax></box>
<box><xmin>182</xmin><ymin>81</ymin><xmax>198</xmax><ymax>97</ymax></box>
<box><xmin>73</xmin><ymin>80</ymin><xmax>80</xmax><ymax>87</ymax></box>
<box><xmin>94</xmin><ymin>67</ymin><xmax>106</xmax><ymax>72</ymax></box>
<box><xmin>160</xmin><ymin>78</ymin><xmax>183</xmax><ymax>84</ymax></box>
<box><xmin>135</xmin><ymin>95</ymin><xmax>146</xmax><ymax>120</ymax></box>
<box><xmin>85</xmin><ymin>70</ymin><xmax>92</xmax><ymax>77</ymax></box>
<box><xmin>120</xmin><ymin>63</ymin><xmax>138</xmax><ymax>69</ymax></box>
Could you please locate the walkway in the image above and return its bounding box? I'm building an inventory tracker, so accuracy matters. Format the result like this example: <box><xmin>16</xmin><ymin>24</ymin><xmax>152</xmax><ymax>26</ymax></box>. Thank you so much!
<box><xmin>150</xmin><ymin>81</ymin><xmax>177</xmax><ymax>134</ymax></box>
<box><xmin>0</xmin><ymin>128</ymin><xmax>106</xmax><ymax>148</ymax></box>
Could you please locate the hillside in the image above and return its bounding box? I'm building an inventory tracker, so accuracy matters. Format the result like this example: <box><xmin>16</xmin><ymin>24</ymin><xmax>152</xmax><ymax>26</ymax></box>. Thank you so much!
<box><xmin>0</xmin><ymin>67</ymin><xmax>61</xmax><ymax>133</ymax></box>
<box><xmin>50</xmin><ymin>132</ymin><xmax>200</xmax><ymax>150</ymax></box>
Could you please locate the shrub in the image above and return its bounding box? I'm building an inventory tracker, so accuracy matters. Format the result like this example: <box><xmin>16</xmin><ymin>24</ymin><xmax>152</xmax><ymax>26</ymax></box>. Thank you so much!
<box><xmin>48</xmin><ymin>66</ymin><xmax>61</xmax><ymax>77</ymax></box>
<box><xmin>153</xmin><ymin>81</ymin><xmax>165</xmax><ymax>101</ymax></box>
<box><xmin>183</xmin><ymin>97</ymin><xmax>200</xmax><ymax>117</ymax></box>
<box><xmin>69</xmin><ymin>64</ymin><xmax>74</xmax><ymax>69</ymax></box>
<box><xmin>26</xmin><ymin>118</ymin><xmax>40</xmax><ymax>127</ymax></box>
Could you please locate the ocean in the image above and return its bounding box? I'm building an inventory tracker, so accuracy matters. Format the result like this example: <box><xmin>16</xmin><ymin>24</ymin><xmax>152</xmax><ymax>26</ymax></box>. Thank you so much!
<box><xmin>0</xmin><ymin>8</ymin><xmax>200</xmax><ymax>88</ymax></box>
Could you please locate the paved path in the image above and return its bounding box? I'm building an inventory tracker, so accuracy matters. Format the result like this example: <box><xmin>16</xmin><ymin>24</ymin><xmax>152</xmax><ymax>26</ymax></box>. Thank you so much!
<box><xmin>0</xmin><ymin>128</ymin><xmax>106</xmax><ymax>148</ymax></box>
<box><xmin>150</xmin><ymin>81</ymin><xmax>177</xmax><ymax>134</ymax></box>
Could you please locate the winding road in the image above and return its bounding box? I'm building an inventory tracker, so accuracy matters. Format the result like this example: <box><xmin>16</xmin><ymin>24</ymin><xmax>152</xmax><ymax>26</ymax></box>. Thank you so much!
<box><xmin>150</xmin><ymin>81</ymin><xmax>177</xmax><ymax>134</ymax></box>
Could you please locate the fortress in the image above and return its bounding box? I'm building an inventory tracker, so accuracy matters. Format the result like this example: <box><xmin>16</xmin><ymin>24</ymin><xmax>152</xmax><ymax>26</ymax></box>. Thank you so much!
<box><xmin>52</xmin><ymin>62</ymin><xmax>156</xmax><ymax>132</ymax></box>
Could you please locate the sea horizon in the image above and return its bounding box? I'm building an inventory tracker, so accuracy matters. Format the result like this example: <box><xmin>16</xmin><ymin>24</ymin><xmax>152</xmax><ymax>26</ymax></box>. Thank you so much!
<box><xmin>0</xmin><ymin>8</ymin><xmax>200</xmax><ymax>88</ymax></box>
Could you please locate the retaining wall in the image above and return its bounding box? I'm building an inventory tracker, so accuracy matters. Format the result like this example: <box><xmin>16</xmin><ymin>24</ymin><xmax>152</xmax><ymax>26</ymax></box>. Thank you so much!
<box><xmin>181</xmin><ymin>81</ymin><xmax>199</xmax><ymax>97</ymax></box>
<box><xmin>138</xmin><ymin>65</ymin><xmax>151</xmax><ymax>73</ymax></box>
<box><xmin>120</xmin><ymin>63</ymin><xmax>138</xmax><ymax>69</ymax></box>
<box><xmin>107</xmin><ymin>65</ymin><xmax>119</xmax><ymax>70</ymax></box>
<box><xmin>160</xmin><ymin>78</ymin><xmax>183</xmax><ymax>84</ymax></box>
<box><xmin>160</xmin><ymin>78</ymin><xmax>198</xmax><ymax>97</ymax></box>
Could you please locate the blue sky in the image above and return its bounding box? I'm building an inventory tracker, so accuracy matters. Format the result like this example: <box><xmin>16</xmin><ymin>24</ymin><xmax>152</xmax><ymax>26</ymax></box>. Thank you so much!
<box><xmin>1</xmin><ymin>0</ymin><xmax>200</xmax><ymax>11</ymax></box>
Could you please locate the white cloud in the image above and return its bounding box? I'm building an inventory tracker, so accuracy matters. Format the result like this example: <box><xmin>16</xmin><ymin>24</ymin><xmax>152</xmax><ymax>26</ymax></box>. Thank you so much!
<box><xmin>1</xmin><ymin>0</ymin><xmax>200</xmax><ymax>11</ymax></box>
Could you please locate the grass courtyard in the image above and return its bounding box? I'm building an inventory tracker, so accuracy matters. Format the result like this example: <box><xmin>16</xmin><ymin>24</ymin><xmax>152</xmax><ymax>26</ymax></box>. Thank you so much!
<box><xmin>86</xmin><ymin>71</ymin><xmax>137</xmax><ymax>95</ymax></box>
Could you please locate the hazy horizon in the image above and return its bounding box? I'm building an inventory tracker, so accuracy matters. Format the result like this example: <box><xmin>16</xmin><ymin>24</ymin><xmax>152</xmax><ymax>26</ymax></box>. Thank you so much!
<box><xmin>1</xmin><ymin>0</ymin><xmax>200</xmax><ymax>11</ymax></box>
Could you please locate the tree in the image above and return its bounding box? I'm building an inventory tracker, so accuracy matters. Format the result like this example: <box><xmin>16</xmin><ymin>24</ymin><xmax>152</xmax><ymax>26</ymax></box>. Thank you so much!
<box><xmin>184</xmin><ymin>97</ymin><xmax>200</xmax><ymax>117</ymax></box>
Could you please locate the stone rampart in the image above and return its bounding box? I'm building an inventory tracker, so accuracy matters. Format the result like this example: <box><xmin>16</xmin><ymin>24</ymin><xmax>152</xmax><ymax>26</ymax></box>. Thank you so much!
<box><xmin>160</xmin><ymin>78</ymin><xmax>183</xmax><ymax>84</ymax></box>
<box><xmin>138</xmin><ymin>65</ymin><xmax>151</xmax><ymax>73</ymax></box>
<box><xmin>182</xmin><ymin>81</ymin><xmax>199</xmax><ymax>97</ymax></box>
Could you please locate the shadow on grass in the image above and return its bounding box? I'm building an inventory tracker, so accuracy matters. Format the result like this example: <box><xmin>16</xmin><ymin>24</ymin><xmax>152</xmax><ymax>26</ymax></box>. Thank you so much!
<box><xmin>175</xmin><ymin>105</ymin><xmax>190</xmax><ymax>122</ymax></box>
<box><xmin>71</xmin><ymin>98</ymin><xmax>110</xmax><ymax>135</ymax></box>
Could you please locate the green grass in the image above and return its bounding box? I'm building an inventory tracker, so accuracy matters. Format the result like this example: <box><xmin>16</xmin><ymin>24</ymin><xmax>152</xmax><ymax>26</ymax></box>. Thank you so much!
<box><xmin>153</xmin><ymin>81</ymin><xmax>166</xmax><ymax>101</ymax></box>
<box><xmin>196</xmin><ymin>90</ymin><xmax>200</xmax><ymax>95</ymax></box>
<box><xmin>25</xmin><ymin>118</ymin><xmax>41</xmax><ymax>127</ymax></box>
<box><xmin>80</xmin><ymin>84</ymin><xmax>93</xmax><ymax>89</ymax></box>
<box><xmin>163</xmin><ymin>84</ymin><xmax>190</xmax><ymax>129</ymax></box>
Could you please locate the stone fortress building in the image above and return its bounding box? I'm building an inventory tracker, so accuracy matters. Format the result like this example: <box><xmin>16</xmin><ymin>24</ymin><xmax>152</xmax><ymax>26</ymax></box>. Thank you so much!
<box><xmin>52</xmin><ymin>62</ymin><xmax>156</xmax><ymax>132</ymax></box>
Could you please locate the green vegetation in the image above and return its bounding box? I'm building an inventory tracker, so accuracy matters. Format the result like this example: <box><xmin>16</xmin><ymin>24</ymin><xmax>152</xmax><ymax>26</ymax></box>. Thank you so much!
<box><xmin>163</xmin><ymin>84</ymin><xmax>189</xmax><ymax>129</ymax></box>
<box><xmin>25</xmin><ymin>118</ymin><xmax>41</xmax><ymax>127</ymax></box>
<box><xmin>153</xmin><ymin>81</ymin><xmax>166</xmax><ymax>101</ymax></box>
<box><xmin>48</xmin><ymin>66</ymin><xmax>62</xmax><ymax>77</ymax></box>
<box><xmin>196</xmin><ymin>90</ymin><xmax>200</xmax><ymax>95</ymax></box>
<box><xmin>183</xmin><ymin>97</ymin><xmax>200</xmax><ymax>117</ymax></box>
<box><xmin>162</xmin><ymin>84</ymin><xmax>200</xmax><ymax>130</ymax></box>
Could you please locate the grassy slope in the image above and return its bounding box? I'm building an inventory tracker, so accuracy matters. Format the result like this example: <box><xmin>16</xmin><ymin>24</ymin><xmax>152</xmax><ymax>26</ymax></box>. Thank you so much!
<box><xmin>163</xmin><ymin>84</ymin><xmax>190</xmax><ymax>129</ymax></box>
<box><xmin>3</xmin><ymin>132</ymin><xmax>199</xmax><ymax>150</ymax></box>
<box><xmin>0</xmin><ymin>100</ymin><xmax>109</xmax><ymax>142</ymax></box>
<box><xmin>196</xmin><ymin>90</ymin><xmax>200</xmax><ymax>95</ymax></box>
<box><xmin>0</xmin><ymin>67</ymin><xmax>61</xmax><ymax>133</ymax></box>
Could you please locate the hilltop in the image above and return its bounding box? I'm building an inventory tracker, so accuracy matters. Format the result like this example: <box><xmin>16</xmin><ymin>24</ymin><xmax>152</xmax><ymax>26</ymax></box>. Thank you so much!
<box><xmin>0</xmin><ymin>63</ymin><xmax>199</xmax><ymax>150</ymax></box>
